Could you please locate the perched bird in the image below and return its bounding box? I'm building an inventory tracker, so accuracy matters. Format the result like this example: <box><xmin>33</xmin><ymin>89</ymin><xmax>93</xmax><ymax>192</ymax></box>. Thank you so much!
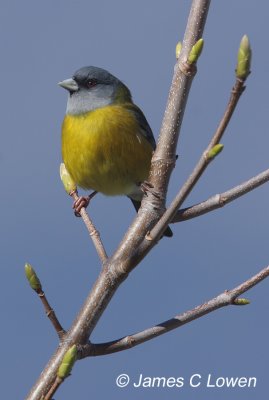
<box><xmin>59</xmin><ymin>66</ymin><xmax>172</xmax><ymax>237</ymax></box>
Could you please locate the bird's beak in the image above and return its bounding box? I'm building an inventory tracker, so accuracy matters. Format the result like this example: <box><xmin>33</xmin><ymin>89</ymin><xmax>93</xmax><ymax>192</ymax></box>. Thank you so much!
<box><xmin>58</xmin><ymin>78</ymin><xmax>79</xmax><ymax>92</ymax></box>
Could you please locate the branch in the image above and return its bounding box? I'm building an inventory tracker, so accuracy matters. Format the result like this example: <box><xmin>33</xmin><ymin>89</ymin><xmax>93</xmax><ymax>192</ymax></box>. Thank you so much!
<box><xmin>25</xmin><ymin>264</ymin><xmax>65</xmax><ymax>339</ymax></box>
<box><xmin>173</xmin><ymin>168</ymin><xmax>269</xmax><ymax>222</ymax></box>
<box><xmin>43</xmin><ymin>377</ymin><xmax>62</xmax><ymax>400</ymax></box>
<box><xmin>81</xmin><ymin>264</ymin><xmax>269</xmax><ymax>357</ymax></box>
<box><xmin>147</xmin><ymin>54</ymin><xmax>250</xmax><ymax>241</ymax></box>
<box><xmin>43</xmin><ymin>345</ymin><xmax>77</xmax><ymax>400</ymax></box>
<box><xmin>70</xmin><ymin>190</ymin><xmax>108</xmax><ymax>264</ymax></box>
<box><xmin>60</xmin><ymin>163</ymin><xmax>108</xmax><ymax>264</ymax></box>
<box><xmin>37</xmin><ymin>292</ymin><xmax>65</xmax><ymax>339</ymax></box>
<box><xmin>108</xmin><ymin>0</ymin><xmax>211</xmax><ymax>269</ymax></box>
<box><xmin>140</xmin><ymin>0</ymin><xmax>211</xmax><ymax>223</ymax></box>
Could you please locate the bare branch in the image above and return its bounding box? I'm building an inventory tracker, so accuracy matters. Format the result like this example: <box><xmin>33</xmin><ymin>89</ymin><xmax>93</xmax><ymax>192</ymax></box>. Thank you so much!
<box><xmin>60</xmin><ymin>163</ymin><xmax>107</xmax><ymax>263</ymax></box>
<box><xmin>208</xmin><ymin>78</ymin><xmax>246</xmax><ymax>147</ymax></box>
<box><xmin>146</xmin><ymin>74</ymin><xmax>248</xmax><ymax>241</ymax></box>
<box><xmin>43</xmin><ymin>377</ymin><xmax>62</xmax><ymax>400</ymax></box>
<box><xmin>141</xmin><ymin>0</ymin><xmax>211</xmax><ymax>220</ymax></box>
<box><xmin>108</xmin><ymin>0</ymin><xmax>212</xmax><ymax>269</ymax></box>
<box><xmin>37</xmin><ymin>290</ymin><xmax>65</xmax><ymax>339</ymax></box>
<box><xmin>173</xmin><ymin>168</ymin><xmax>269</xmax><ymax>222</ymax></box>
<box><xmin>81</xmin><ymin>265</ymin><xmax>269</xmax><ymax>357</ymax></box>
<box><xmin>70</xmin><ymin>190</ymin><xmax>108</xmax><ymax>264</ymax></box>
<box><xmin>25</xmin><ymin>263</ymin><xmax>65</xmax><ymax>339</ymax></box>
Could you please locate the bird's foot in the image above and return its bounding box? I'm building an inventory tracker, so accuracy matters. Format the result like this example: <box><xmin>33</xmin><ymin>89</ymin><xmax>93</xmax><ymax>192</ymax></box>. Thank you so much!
<box><xmin>73</xmin><ymin>191</ymin><xmax>97</xmax><ymax>217</ymax></box>
<box><xmin>140</xmin><ymin>181</ymin><xmax>161</xmax><ymax>199</ymax></box>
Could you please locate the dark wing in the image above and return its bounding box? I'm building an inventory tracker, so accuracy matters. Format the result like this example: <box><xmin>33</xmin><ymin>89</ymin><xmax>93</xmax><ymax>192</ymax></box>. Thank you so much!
<box><xmin>125</xmin><ymin>103</ymin><xmax>173</xmax><ymax>238</ymax></box>
<box><xmin>124</xmin><ymin>103</ymin><xmax>156</xmax><ymax>150</ymax></box>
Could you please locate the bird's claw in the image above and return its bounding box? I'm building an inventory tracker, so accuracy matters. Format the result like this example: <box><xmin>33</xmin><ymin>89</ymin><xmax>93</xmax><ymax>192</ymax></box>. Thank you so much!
<box><xmin>140</xmin><ymin>181</ymin><xmax>161</xmax><ymax>199</ymax></box>
<box><xmin>73</xmin><ymin>196</ymin><xmax>90</xmax><ymax>216</ymax></box>
<box><xmin>73</xmin><ymin>191</ymin><xmax>97</xmax><ymax>216</ymax></box>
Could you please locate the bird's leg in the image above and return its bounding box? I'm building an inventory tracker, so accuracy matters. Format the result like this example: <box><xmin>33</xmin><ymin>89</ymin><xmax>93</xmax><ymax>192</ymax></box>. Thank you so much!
<box><xmin>73</xmin><ymin>191</ymin><xmax>98</xmax><ymax>217</ymax></box>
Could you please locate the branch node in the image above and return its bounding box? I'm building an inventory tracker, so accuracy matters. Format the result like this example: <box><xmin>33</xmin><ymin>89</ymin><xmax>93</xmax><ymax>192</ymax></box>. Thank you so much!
<box><xmin>151</xmin><ymin>156</ymin><xmax>177</xmax><ymax>168</ymax></box>
<box><xmin>46</xmin><ymin>309</ymin><xmax>54</xmax><ymax>318</ymax></box>
<box><xmin>145</xmin><ymin>231</ymin><xmax>154</xmax><ymax>241</ymax></box>
<box><xmin>90</xmin><ymin>228</ymin><xmax>100</xmax><ymax>237</ymax></box>
<box><xmin>125</xmin><ymin>335</ymin><xmax>136</xmax><ymax>348</ymax></box>
<box><xmin>202</xmin><ymin>150</ymin><xmax>209</xmax><ymax>162</ymax></box>
<box><xmin>232</xmin><ymin>78</ymin><xmax>246</xmax><ymax>95</ymax></box>
<box><xmin>219</xmin><ymin>195</ymin><xmax>227</xmax><ymax>207</ymax></box>
<box><xmin>178</xmin><ymin>60</ymin><xmax>197</xmax><ymax>77</ymax></box>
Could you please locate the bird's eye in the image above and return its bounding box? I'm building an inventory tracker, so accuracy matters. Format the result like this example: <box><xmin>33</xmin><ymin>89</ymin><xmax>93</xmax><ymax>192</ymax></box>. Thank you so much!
<box><xmin>87</xmin><ymin>79</ymin><xmax>98</xmax><ymax>88</ymax></box>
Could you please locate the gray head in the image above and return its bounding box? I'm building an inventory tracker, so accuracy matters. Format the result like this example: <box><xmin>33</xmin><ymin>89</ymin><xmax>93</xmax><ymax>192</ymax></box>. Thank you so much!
<box><xmin>58</xmin><ymin>66</ymin><xmax>132</xmax><ymax>115</ymax></box>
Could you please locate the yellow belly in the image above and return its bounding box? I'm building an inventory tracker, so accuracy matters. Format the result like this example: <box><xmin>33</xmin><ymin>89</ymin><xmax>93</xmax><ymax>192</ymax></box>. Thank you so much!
<box><xmin>61</xmin><ymin>105</ymin><xmax>153</xmax><ymax>196</ymax></box>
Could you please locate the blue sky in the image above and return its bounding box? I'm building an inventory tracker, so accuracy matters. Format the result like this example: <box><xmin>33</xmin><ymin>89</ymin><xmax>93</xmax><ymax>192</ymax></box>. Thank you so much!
<box><xmin>1</xmin><ymin>1</ymin><xmax>269</xmax><ymax>399</ymax></box>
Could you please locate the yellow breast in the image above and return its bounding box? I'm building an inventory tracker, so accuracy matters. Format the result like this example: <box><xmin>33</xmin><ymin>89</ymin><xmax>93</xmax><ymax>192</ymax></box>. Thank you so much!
<box><xmin>61</xmin><ymin>105</ymin><xmax>153</xmax><ymax>196</ymax></box>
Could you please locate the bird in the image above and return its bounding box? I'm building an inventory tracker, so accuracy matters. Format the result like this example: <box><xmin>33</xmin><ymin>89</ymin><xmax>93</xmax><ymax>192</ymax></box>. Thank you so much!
<box><xmin>58</xmin><ymin>66</ymin><xmax>172</xmax><ymax>237</ymax></box>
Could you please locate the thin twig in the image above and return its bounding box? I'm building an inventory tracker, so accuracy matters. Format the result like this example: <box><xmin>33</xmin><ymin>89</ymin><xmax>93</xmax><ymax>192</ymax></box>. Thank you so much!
<box><xmin>44</xmin><ymin>377</ymin><xmax>62</xmax><ymax>400</ymax></box>
<box><xmin>209</xmin><ymin>78</ymin><xmax>246</xmax><ymax>147</ymax></box>
<box><xmin>25</xmin><ymin>264</ymin><xmax>65</xmax><ymax>338</ymax></box>
<box><xmin>80</xmin><ymin>264</ymin><xmax>269</xmax><ymax>357</ymax></box>
<box><xmin>145</xmin><ymin>75</ymin><xmax>248</xmax><ymax>241</ymax></box>
<box><xmin>36</xmin><ymin>288</ymin><xmax>65</xmax><ymax>339</ymax></box>
<box><xmin>173</xmin><ymin>168</ymin><xmax>269</xmax><ymax>222</ymax></box>
<box><xmin>70</xmin><ymin>191</ymin><xmax>108</xmax><ymax>264</ymax></box>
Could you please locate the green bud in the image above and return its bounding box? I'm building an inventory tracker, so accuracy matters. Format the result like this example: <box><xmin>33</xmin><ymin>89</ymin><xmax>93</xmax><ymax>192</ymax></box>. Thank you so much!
<box><xmin>57</xmin><ymin>345</ymin><xmax>77</xmax><ymax>379</ymax></box>
<box><xmin>188</xmin><ymin>38</ymin><xmax>204</xmax><ymax>64</ymax></box>
<box><xmin>236</xmin><ymin>35</ymin><xmax>251</xmax><ymax>79</ymax></box>
<box><xmin>25</xmin><ymin>263</ymin><xmax>42</xmax><ymax>291</ymax></box>
<box><xmin>175</xmin><ymin>41</ymin><xmax>182</xmax><ymax>59</ymax></box>
<box><xmin>207</xmin><ymin>144</ymin><xmax>224</xmax><ymax>160</ymax></box>
<box><xmin>233</xmin><ymin>298</ymin><xmax>250</xmax><ymax>306</ymax></box>
<box><xmin>60</xmin><ymin>163</ymin><xmax>77</xmax><ymax>194</ymax></box>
